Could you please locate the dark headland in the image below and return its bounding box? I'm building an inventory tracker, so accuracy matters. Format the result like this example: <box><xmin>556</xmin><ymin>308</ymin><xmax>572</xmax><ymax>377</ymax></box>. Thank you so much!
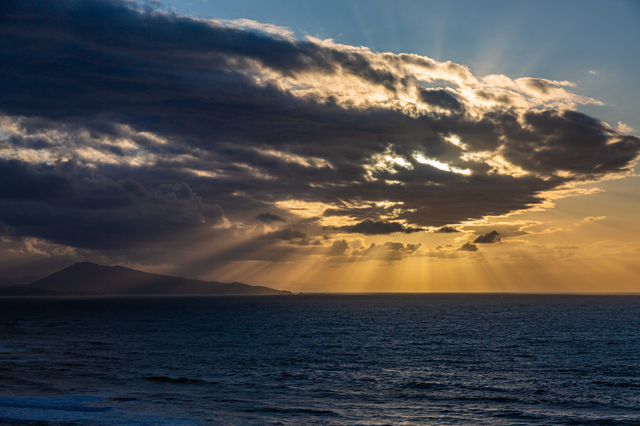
<box><xmin>0</xmin><ymin>262</ymin><xmax>290</xmax><ymax>296</ymax></box>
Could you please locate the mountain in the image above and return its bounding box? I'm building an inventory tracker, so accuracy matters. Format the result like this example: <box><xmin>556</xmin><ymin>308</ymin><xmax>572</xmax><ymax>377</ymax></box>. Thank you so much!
<box><xmin>17</xmin><ymin>262</ymin><xmax>290</xmax><ymax>296</ymax></box>
<box><xmin>0</xmin><ymin>275</ymin><xmax>40</xmax><ymax>287</ymax></box>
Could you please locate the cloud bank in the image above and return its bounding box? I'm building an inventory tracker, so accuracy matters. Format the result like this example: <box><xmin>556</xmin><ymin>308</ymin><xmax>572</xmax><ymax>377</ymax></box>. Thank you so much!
<box><xmin>0</xmin><ymin>0</ymin><xmax>638</xmax><ymax>273</ymax></box>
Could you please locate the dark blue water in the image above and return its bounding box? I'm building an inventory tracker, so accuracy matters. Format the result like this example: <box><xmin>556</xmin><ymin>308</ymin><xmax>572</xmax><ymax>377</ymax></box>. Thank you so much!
<box><xmin>0</xmin><ymin>295</ymin><xmax>639</xmax><ymax>425</ymax></box>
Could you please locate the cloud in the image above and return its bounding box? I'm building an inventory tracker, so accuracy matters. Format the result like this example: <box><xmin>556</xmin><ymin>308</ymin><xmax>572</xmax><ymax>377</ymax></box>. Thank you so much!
<box><xmin>463</xmin><ymin>221</ymin><xmax>540</xmax><ymax>239</ymax></box>
<box><xmin>256</xmin><ymin>212</ymin><xmax>286</xmax><ymax>223</ymax></box>
<box><xmin>434</xmin><ymin>226</ymin><xmax>460</xmax><ymax>233</ymax></box>
<box><xmin>0</xmin><ymin>159</ymin><xmax>72</xmax><ymax>201</ymax></box>
<box><xmin>158</xmin><ymin>183</ymin><xmax>202</xmax><ymax>203</ymax></box>
<box><xmin>501</xmin><ymin>110</ymin><xmax>639</xmax><ymax>179</ymax></box>
<box><xmin>0</xmin><ymin>159</ymin><xmax>226</xmax><ymax>251</ymax></box>
<box><xmin>382</xmin><ymin>241</ymin><xmax>421</xmax><ymax>252</ymax></box>
<box><xmin>418</xmin><ymin>89</ymin><xmax>464</xmax><ymax>112</ymax></box>
<box><xmin>0</xmin><ymin>0</ymin><xmax>638</xmax><ymax>272</ymax></box>
<box><xmin>575</xmin><ymin>216</ymin><xmax>606</xmax><ymax>227</ymax></box>
<box><xmin>516</xmin><ymin>78</ymin><xmax>575</xmax><ymax>97</ymax></box>
<box><xmin>218</xmin><ymin>19</ymin><xmax>294</xmax><ymax>39</ymax></box>
<box><xmin>473</xmin><ymin>231</ymin><xmax>501</xmax><ymax>244</ymax></box>
<box><xmin>617</xmin><ymin>122</ymin><xmax>633</xmax><ymax>134</ymax></box>
<box><xmin>536</xmin><ymin>227</ymin><xmax>563</xmax><ymax>235</ymax></box>
<box><xmin>327</xmin><ymin>239</ymin><xmax>349</xmax><ymax>256</ymax></box>
<box><xmin>458</xmin><ymin>242</ymin><xmax>478</xmax><ymax>252</ymax></box>
<box><xmin>353</xmin><ymin>240</ymin><xmax>422</xmax><ymax>261</ymax></box>
<box><xmin>333</xmin><ymin>219</ymin><xmax>423</xmax><ymax>235</ymax></box>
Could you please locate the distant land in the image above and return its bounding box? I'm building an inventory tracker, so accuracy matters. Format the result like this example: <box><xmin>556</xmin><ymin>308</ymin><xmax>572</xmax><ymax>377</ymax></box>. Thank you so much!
<box><xmin>0</xmin><ymin>275</ymin><xmax>40</xmax><ymax>287</ymax></box>
<box><xmin>0</xmin><ymin>262</ymin><xmax>290</xmax><ymax>296</ymax></box>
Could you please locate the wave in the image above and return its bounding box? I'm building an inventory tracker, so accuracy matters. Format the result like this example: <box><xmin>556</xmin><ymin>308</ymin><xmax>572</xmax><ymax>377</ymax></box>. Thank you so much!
<box><xmin>243</xmin><ymin>406</ymin><xmax>339</xmax><ymax>416</ymax></box>
<box><xmin>401</xmin><ymin>381</ymin><xmax>447</xmax><ymax>390</ymax></box>
<box><xmin>0</xmin><ymin>395</ymin><xmax>201</xmax><ymax>426</ymax></box>
<box><xmin>143</xmin><ymin>375</ymin><xmax>216</xmax><ymax>386</ymax></box>
<box><xmin>0</xmin><ymin>395</ymin><xmax>111</xmax><ymax>413</ymax></box>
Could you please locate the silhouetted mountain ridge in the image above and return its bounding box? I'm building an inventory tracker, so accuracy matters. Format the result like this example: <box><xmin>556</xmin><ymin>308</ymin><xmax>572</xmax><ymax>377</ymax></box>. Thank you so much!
<box><xmin>17</xmin><ymin>262</ymin><xmax>289</xmax><ymax>296</ymax></box>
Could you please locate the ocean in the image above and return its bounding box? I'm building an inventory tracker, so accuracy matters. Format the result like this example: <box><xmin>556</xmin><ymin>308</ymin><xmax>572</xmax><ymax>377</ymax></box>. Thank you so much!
<box><xmin>0</xmin><ymin>294</ymin><xmax>639</xmax><ymax>425</ymax></box>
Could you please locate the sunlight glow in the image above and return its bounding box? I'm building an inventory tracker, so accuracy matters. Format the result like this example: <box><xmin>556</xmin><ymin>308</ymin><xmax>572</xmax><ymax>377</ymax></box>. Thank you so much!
<box><xmin>444</xmin><ymin>134</ymin><xmax>469</xmax><ymax>150</ymax></box>
<box><xmin>414</xmin><ymin>153</ymin><xmax>472</xmax><ymax>175</ymax></box>
<box><xmin>386</xmin><ymin>156</ymin><xmax>412</xmax><ymax>168</ymax></box>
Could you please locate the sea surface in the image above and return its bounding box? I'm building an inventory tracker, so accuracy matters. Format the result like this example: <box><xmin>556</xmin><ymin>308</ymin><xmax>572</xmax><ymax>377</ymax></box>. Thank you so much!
<box><xmin>0</xmin><ymin>294</ymin><xmax>639</xmax><ymax>425</ymax></box>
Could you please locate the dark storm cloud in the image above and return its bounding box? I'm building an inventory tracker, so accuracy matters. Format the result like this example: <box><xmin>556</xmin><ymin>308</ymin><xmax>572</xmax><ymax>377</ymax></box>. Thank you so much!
<box><xmin>256</xmin><ymin>212</ymin><xmax>286</xmax><ymax>223</ymax></box>
<box><xmin>332</xmin><ymin>219</ymin><xmax>423</xmax><ymax>235</ymax></box>
<box><xmin>0</xmin><ymin>0</ymin><xmax>638</xmax><ymax>270</ymax></box>
<box><xmin>0</xmin><ymin>0</ymin><xmax>413</xmax><ymax>119</ymax></box>
<box><xmin>0</xmin><ymin>159</ymin><xmax>225</xmax><ymax>250</ymax></box>
<box><xmin>473</xmin><ymin>231</ymin><xmax>501</xmax><ymax>244</ymax></box>
<box><xmin>434</xmin><ymin>226</ymin><xmax>460</xmax><ymax>233</ymax></box>
<box><xmin>0</xmin><ymin>160</ymin><xmax>72</xmax><ymax>200</ymax></box>
<box><xmin>502</xmin><ymin>110</ymin><xmax>640</xmax><ymax>178</ymax></box>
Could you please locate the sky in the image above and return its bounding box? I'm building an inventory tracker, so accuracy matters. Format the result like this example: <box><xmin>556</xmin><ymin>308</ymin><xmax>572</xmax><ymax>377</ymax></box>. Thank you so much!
<box><xmin>1</xmin><ymin>0</ymin><xmax>639</xmax><ymax>292</ymax></box>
